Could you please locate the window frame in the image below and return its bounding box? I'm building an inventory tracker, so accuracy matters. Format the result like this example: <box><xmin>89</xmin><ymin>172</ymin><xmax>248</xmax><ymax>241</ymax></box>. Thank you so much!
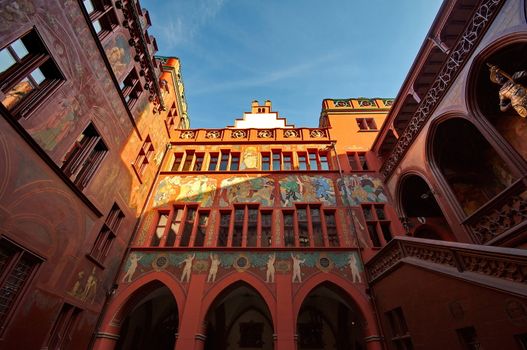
<box><xmin>82</xmin><ymin>0</ymin><xmax>119</xmax><ymax>41</ymax></box>
<box><xmin>120</xmin><ymin>68</ymin><xmax>142</xmax><ymax>109</ymax></box>
<box><xmin>89</xmin><ymin>203</ymin><xmax>124</xmax><ymax>265</ymax></box>
<box><xmin>149</xmin><ymin>206</ymin><xmax>208</xmax><ymax>248</ymax></box>
<box><xmin>0</xmin><ymin>29</ymin><xmax>64</xmax><ymax>120</ymax></box>
<box><xmin>347</xmin><ymin>152</ymin><xmax>370</xmax><ymax>171</ymax></box>
<box><xmin>362</xmin><ymin>204</ymin><xmax>392</xmax><ymax>247</ymax></box>
<box><xmin>133</xmin><ymin>135</ymin><xmax>154</xmax><ymax>178</ymax></box>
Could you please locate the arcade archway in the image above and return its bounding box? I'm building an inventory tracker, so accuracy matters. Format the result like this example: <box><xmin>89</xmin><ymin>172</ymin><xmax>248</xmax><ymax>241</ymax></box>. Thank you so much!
<box><xmin>204</xmin><ymin>282</ymin><xmax>274</xmax><ymax>350</ymax></box>
<box><xmin>296</xmin><ymin>282</ymin><xmax>365</xmax><ymax>350</ymax></box>
<box><xmin>115</xmin><ymin>282</ymin><xmax>178</xmax><ymax>350</ymax></box>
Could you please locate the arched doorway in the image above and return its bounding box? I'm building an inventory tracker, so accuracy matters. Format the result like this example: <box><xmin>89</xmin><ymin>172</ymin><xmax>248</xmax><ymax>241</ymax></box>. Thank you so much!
<box><xmin>115</xmin><ymin>282</ymin><xmax>178</xmax><ymax>350</ymax></box>
<box><xmin>431</xmin><ymin>117</ymin><xmax>516</xmax><ymax>216</ymax></box>
<box><xmin>471</xmin><ymin>40</ymin><xmax>527</xmax><ymax>163</ymax></box>
<box><xmin>399</xmin><ymin>174</ymin><xmax>454</xmax><ymax>240</ymax></box>
<box><xmin>296</xmin><ymin>283</ymin><xmax>365</xmax><ymax>350</ymax></box>
<box><xmin>204</xmin><ymin>282</ymin><xmax>274</xmax><ymax>350</ymax></box>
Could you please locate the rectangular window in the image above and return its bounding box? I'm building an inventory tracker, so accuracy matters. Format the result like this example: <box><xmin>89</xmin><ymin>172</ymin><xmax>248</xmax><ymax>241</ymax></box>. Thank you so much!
<box><xmin>297</xmin><ymin>153</ymin><xmax>307</xmax><ymax>171</ymax></box>
<box><xmin>0</xmin><ymin>30</ymin><xmax>64</xmax><ymax>119</ymax></box>
<box><xmin>181</xmin><ymin>151</ymin><xmax>194</xmax><ymax>171</ymax></box>
<box><xmin>165</xmin><ymin>102</ymin><xmax>177</xmax><ymax>132</ymax></box>
<box><xmin>246</xmin><ymin>207</ymin><xmax>258</xmax><ymax>247</ymax></box>
<box><xmin>261</xmin><ymin>153</ymin><xmax>270</xmax><ymax>171</ymax></box>
<box><xmin>179</xmin><ymin>207</ymin><xmax>196</xmax><ymax>247</ymax></box>
<box><xmin>208</xmin><ymin>153</ymin><xmax>219</xmax><ymax>171</ymax></box>
<box><xmin>82</xmin><ymin>0</ymin><xmax>118</xmax><ymax>40</ymax></box>
<box><xmin>233</xmin><ymin>207</ymin><xmax>244</xmax><ymax>247</ymax></box>
<box><xmin>362</xmin><ymin>204</ymin><xmax>391</xmax><ymax>247</ymax></box>
<box><xmin>356</xmin><ymin>118</ymin><xmax>377</xmax><ymax>131</ymax></box>
<box><xmin>193</xmin><ymin>153</ymin><xmax>204</xmax><ymax>171</ymax></box>
<box><xmin>283</xmin><ymin>211</ymin><xmax>295</xmax><ymax>247</ymax></box>
<box><xmin>193</xmin><ymin>212</ymin><xmax>209</xmax><ymax>247</ymax></box>
<box><xmin>347</xmin><ymin>152</ymin><xmax>369</xmax><ymax>171</ymax></box>
<box><xmin>171</xmin><ymin>153</ymin><xmax>183</xmax><ymax>171</ymax></box>
<box><xmin>217</xmin><ymin>211</ymin><xmax>231</xmax><ymax>247</ymax></box>
<box><xmin>61</xmin><ymin>123</ymin><xmax>108</xmax><ymax>190</ymax></box>
<box><xmin>324</xmin><ymin>211</ymin><xmax>339</xmax><ymax>246</ymax></box>
<box><xmin>219</xmin><ymin>151</ymin><xmax>229</xmax><ymax>171</ymax></box>
<box><xmin>319</xmin><ymin>153</ymin><xmax>329</xmax><ymax>170</ymax></box>
<box><xmin>134</xmin><ymin>136</ymin><xmax>154</xmax><ymax>176</ymax></box>
<box><xmin>260</xmin><ymin>211</ymin><xmax>272</xmax><ymax>247</ymax></box>
<box><xmin>166</xmin><ymin>209</ymin><xmax>182</xmax><ymax>247</ymax></box>
<box><xmin>308</xmin><ymin>152</ymin><xmax>318</xmax><ymax>170</ymax></box>
<box><xmin>0</xmin><ymin>239</ymin><xmax>41</xmax><ymax>333</ymax></box>
<box><xmin>230</xmin><ymin>153</ymin><xmax>240</xmax><ymax>171</ymax></box>
<box><xmin>272</xmin><ymin>152</ymin><xmax>281</xmax><ymax>171</ymax></box>
<box><xmin>283</xmin><ymin>153</ymin><xmax>292</xmax><ymax>170</ymax></box>
<box><xmin>46</xmin><ymin>303</ymin><xmax>82</xmax><ymax>350</ymax></box>
<box><xmin>297</xmin><ymin>207</ymin><xmax>310</xmax><ymax>247</ymax></box>
<box><xmin>386</xmin><ymin>307</ymin><xmax>413</xmax><ymax>350</ymax></box>
<box><xmin>90</xmin><ymin>203</ymin><xmax>124</xmax><ymax>263</ymax></box>
<box><xmin>120</xmin><ymin>69</ymin><xmax>142</xmax><ymax>108</ymax></box>
<box><xmin>151</xmin><ymin>212</ymin><xmax>169</xmax><ymax>247</ymax></box>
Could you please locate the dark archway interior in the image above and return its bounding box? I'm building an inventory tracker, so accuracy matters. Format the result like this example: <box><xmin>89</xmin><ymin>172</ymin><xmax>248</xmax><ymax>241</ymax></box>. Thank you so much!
<box><xmin>474</xmin><ymin>42</ymin><xmax>527</xmax><ymax>162</ymax></box>
<box><xmin>297</xmin><ymin>283</ymin><xmax>364</xmax><ymax>350</ymax></box>
<box><xmin>115</xmin><ymin>285</ymin><xmax>178</xmax><ymax>350</ymax></box>
<box><xmin>432</xmin><ymin>118</ymin><xmax>515</xmax><ymax>215</ymax></box>
<box><xmin>204</xmin><ymin>283</ymin><xmax>274</xmax><ymax>350</ymax></box>
<box><xmin>400</xmin><ymin>175</ymin><xmax>443</xmax><ymax>217</ymax></box>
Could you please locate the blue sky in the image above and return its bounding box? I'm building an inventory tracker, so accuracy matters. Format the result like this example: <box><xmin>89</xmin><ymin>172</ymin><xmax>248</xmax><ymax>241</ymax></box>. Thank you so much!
<box><xmin>143</xmin><ymin>0</ymin><xmax>443</xmax><ymax>128</ymax></box>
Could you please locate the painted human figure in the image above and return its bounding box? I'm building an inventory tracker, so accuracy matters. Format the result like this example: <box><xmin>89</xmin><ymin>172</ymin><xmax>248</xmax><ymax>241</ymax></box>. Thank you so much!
<box><xmin>348</xmin><ymin>254</ymin><xmax>362</xmax><ymax>283</ymax></box>
<box><xmin>180</xmin><ymin>254</ymin><xmax>195</xmax><ymax>283</ymax></box>
<box><xmin>207</xmin><ymin>254</ymin><xmax>221</xmax><ymax>283</ymax></box>
<box><xmin>82</xmin><ymin>267</ymin><xmax>97</xmax><ymax>302</ymax></box>
<box><xmin>488</xmin><ymin>64</ymin><xmax>527</xmax><ymax>118</ymax></box>
<box><xmin>122</xmin><ymin>253</ymin><xmax>142</xmax><ymax>283</ymax></box>
<box><xmin>291</xmin><ymin>253</ymin><xmax>305</xmax><ymax>283</ymax></box>
<box><xmin>265</xmin><ymin>253</ymin><xmax>276</xmax><ymax>283</ymax></box>
<box><xmin>68</xmin><ymin>271</ymin><xmax>85</xmax><ymax>297</ymax></box>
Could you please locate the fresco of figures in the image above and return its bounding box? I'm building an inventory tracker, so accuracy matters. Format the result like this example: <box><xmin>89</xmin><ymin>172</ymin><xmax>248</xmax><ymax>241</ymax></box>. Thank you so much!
<box><xmin>337</xmin><ymin>175</ymin><xmax>388</xmax><ymax>206</ymax></box>
<box><xmin>153</xmin><ymin>176</ymin><xmax>217</xmax><ymax>208</ymax></box>
<box><xmin>279</xmin><ymin>175</ymin><xmax>336</xmax><ymax>207</ymax></box>
<box><xmin>120</xmin><ymin>251</ymin><xmax>364</xmax><ymax>286</ymax></box>
<box><xmin>219</xmin><ymin>176</ymin><xmax>275</xmax><ymax>207</ymax></box>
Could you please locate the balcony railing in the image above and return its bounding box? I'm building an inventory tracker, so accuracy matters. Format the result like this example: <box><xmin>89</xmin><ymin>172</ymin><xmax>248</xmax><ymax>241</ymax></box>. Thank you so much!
<box><xmin>366</xmin><ymin>236</ymin><xmax>527</xmax><ymax>296</ymax></box>
<box><xmin>173</xmin><ymin>128</ymin><xmax>331</xmax><ymax>143</ymax></box>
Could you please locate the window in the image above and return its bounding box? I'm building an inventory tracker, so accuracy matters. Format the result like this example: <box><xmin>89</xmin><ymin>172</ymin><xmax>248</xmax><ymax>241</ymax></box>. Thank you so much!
<box><xmin>230</xmin><ymin>153</ymin><xmax>240</xmax><ymax>171</ymax></box>
<box><xmin>308</xmin><ymin>152</ymin><xmax>317</xmax><ymax>171</ymax></box>
<box><xmin>362</xmin><ymin>204</ymin><xmax>391</xmax><ymax>247</ymax></box>
<box><xmin>356</xmin><ymin>118</ymin><xmax>377</xmax><ymax>131</ymax></box>
<box><xmin>90</xmin><ymin>203</ymin><xmax>123</xmax><ymax>263</ymax></box>
<box><xmin>283</xmin><ymin>153</ymin><xmax>292</xmax><ymax>170</ymax></box>
<box><xmin>217</xmin><ymin>206</ymin><xmax>270</xmax><ymax>248</ymax></box>
<box><xmin>283</xmin><ymin>211</ymin><xmax>295</xmax><ymax>247</ymax></box>
<box><xmin>181</xmin><ymin>151</ymin><xmax>194</xmax><ymax>171</ymax></box>
<box><xmin>297</xmin><ymin>153</ymin><xmax>307</xmax><ymax>170</ymax></box>
<box><xmin>217</xmin><ymin>211</ymin><xmax>231</xmax><ymax>247</ymax></box>
<box><xmin>82</xmin><ymin>0</ymin><xmax>118</xmax><ymax>39</ymax></box>
<box><xmin>272</xmin><ymin>151</ymin><xmax>281</xmax><ymax>171</ymax></box>
<box><xmin>0</xmin><ymin>239</ymin><xmax>41</xmax><ymax>334</ymax></box>
<box><xmin>0</xmin><ymin>30</ymin><xmax>63</xmax><ymax>118</ymax></box>
<box><xmin>61</xmin><ymin>123</ymin><xmax>108</xmax><ymax>190</ymax></box>
<box><xmin>193</xmin><ymin>153</ymin><xmax>204</xmax><ymax>171</ymax></box>
<box><xmin>46</xmin><ymin>303</ymin><xmax>81</xmax><ymax>349</ymax></box>
<box><xmin>219</xmin><ymin>151</ymin><xmax>229</xmax><ymax>171</ymax></box>
<box><xmin>165</xmin><ymin>102</ymin><xmax>177</xmax><ymax>132</ymax></box>
<box><xmin>171</xmin><ymin>153</ymin><xmax>183</xmax><ymax>171</ymax></box>
<box><xmin>208</xmin><ymin>153</ymin><xmax>219</xmax><ymax>171</ymax></box>
<box><xmin>261</xmin><ymin>153</ymin><xmax>270</xmax><ymax>171</ymax></box>
<box><xmin>260</xmin><ymin>211</ymin><xmax>272</xmax><ymax>247</ymax></box>
<box><xmin>385</xmin><ymin>307</ymin><xmax>413</xmax><ymax>350</ymax></box>
<box><xmin>307</xmin><ymin>150</ymin><xmax>330</xmax><ymax>171</ymax></box>
<box><xmin>347</xmin><ymin>152</ymin><xmax>370</xmax><ymax>171</ymax></box>
<box><xmin>324</xmin><ymin>211</ymin><xmax>339</xmax><ymax>247</ymax></box>
<box><xmin>296</xmin><ymin>205</ymin><xmax>325</xmax><ymax>247</ymax></box>
<box><xmin>133</xmin><ymin>136</ymin><xmax>154</xmax><ymax>176</ymax></box>
<box><xmin>149</xmin><ymin>206</ymin><xmax>208</xmax><ymax>248</ymax></box>
<box><xmin>120</xmin><ymin>69</ymin><xmax>142</xmax><ymax>108</ymax></box>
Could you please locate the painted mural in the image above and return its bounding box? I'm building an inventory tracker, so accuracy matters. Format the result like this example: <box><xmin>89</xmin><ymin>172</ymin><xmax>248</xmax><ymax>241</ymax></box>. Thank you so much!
<box><xmin>121</xmin><ymin>251</ymin><xmax>364</xmax><ymax>286</ymax></box>
<box><xmin>240</xmin><ymin>146</ymin><xmax>258</xmax><ymax>170</ymax></box>
<box><xmin>153</xmin><ymin>175</ymin><xmax>217</xmax><ymax>208</ymax></box>
<box><xmin>104</xmin><ymin>33</ymin><xmax>131</xmax><ymax>80</ymax></box>
<box><xmin>279</xmin><ymin>175</ymin><xmax>336</xmax><ymax>207</ymax></box>
<box><xmin>337</xmin><ymin>175</ymin><xmax>388</xmax><ymax>206</ymax></box>
<box><xmin>219</xmin><ymin>176</ymin><xmax>274</xmax><ymax>207</ymax></box>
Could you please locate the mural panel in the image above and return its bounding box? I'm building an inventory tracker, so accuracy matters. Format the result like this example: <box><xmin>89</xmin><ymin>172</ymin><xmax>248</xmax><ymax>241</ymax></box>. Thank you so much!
<box><xmin>121</xmin><ymin>250</ymin><xmax>364</xmax><ymax>285</ymax></box>
<box><xmin>104</xmin><ymin>33</ymin><xmax>131</xmax><ymax>81</ymax></box>
<box><xmin>279</xmin><ymin>175</ymin><xmax>336</xmax><ymax>207</ymax></box>
<box><xmin>154</xmin><ymin>175</ymin><xmax>217</xmax><ymax>208</ymax></box>
<box><xmin>219</xmin><ymin>176</ymin><xmax>274</xmax><ymax>207</ymax></box>
<box><xmin>337</xmin><ymin>175</ymin><xmax>387</xmax><ymax>206</ymax></box>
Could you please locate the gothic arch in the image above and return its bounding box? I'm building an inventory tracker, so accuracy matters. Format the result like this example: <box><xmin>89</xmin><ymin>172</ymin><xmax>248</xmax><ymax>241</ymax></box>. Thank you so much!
<box><xmin>97</xmin><ymin>271</ymin><xmax>186</xmax><ymax>339</ymax></box>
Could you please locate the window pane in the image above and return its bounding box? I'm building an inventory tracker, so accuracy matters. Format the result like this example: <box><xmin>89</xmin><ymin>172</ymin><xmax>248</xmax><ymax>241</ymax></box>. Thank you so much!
<box><xmin>375</xmin><ymin>206</ymin><xmax>386</xmax><ymax>220</ymax></box>
<box><xmin>359</xmin><ymin>153</ymin><xmax>369</xmax><ymax>170</ymax></box>
<box><xmin>309</xmin><ymin>153</ymin><xmax>318</xmax><ymax>170</ymax></box>
<box><xmin>218</xmin><ymin>212</ymin><xmax>230</xmax><ymax>247</ymax></box>
<box><xmin>172</xmin><ymin>153</ymin><xmax>183</xmax><ymax>171</ymax></box>
<box><xmin>261</xmin><ymin>154</ymin><xmax>270</xmax><ymax>171</ymax></box>
<box><xmin>348</xmin><ymin>153</ymin><xmax>359</xmax><ymax>171</ymax></box>
<box><xmin>92</xmin><ymin>19</ymin><xmax>103</xmax><ymax>34</ymax></box>
<box><xmin>194</xmin><ymin>154</ymin><xmax>204</xmax><ymax>171</ymax></box>
<box><xmin>283</xmin><ymin>154</ymin><xmax>292</xmax><ymax>170</ymax></box>
<box><xmin>283</xmin><ymin>212</ymin><xmax>295</xmax><ymax>247</ymax></box>
<box><xmin>298</xmin><ymin>154</ymin><xmax>307</xmax><ymax>170</ymax></box>
<box><xmin>0</xmin><ymin>49</ymin><xmax>16</xmax><ymax>74</ymax></box>
<box><xmin>30</xmin><ymin>67</ymin><xmax>46</xmax><ymax>85</ymax></box>
<box><xmin>319</xmin><ymin>154</ymin><xmax>329</xmax><ymax>170</ymax></box>
<box><xmin>219</xmin><ymin>153</ymin><xmax>229</xmax><ymax>171</ymax></box>
<box><xmin>182</xmin><ymin>153</ymin><xmax>193</xmax><ymax>171</ymax></box>
<box><xmin>10</xmin><ymin>39</ymin><xmax>29</xmax><ymax>59</ymax></box>
<box><xmin>363</xmin><ymin>206</ymin><xmax>374</xmax><ymax>220</ymax></box>
<box><xmin>209</xmin><ymin>154</ymin><xmax>218</xmax><ymax>171</ymax></box>
<box><xmin>83</xmin><ymin>0</ymin><xmax>95</xmax><ymax>13</ymax></box>
<box><xmin>272</xmin><ymin>153</ymin><xmax>281</xmax><ymax>171</ymax></box>
<box><xmin>230</xmin><ymin>154</ymin><xmax>240</xmax><ymax>171</ymax></box>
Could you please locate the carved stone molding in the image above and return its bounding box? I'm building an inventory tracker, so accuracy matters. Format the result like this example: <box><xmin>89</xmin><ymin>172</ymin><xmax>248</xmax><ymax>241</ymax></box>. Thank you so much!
<box><xmin>179</xmin><ymin>130</ymin><xmax>195</xmax><ymax>139</ymax></box>
<box><xmin>310</xmin><ymin>129</ymin><xmax>327</xmax><ymax>138</ymax></box>
<box><xmin>284</xmin><ymin>129</ymin><xmax>300</xmax><ymax>138</ymax></box>
<box><xmin>257</xmin><ymin>130</ymin><xmax>274</xmax><ymax>138</ymax></box>
<box><xmin>231</xmin><ymin>130</ymin><xmax>247</xmax><ymax>139</ymax></box>
<box><xmin>380</xmin><ymin>0</ymin><xmax>504</xmax><ymax>178</ymax></box>
<box><xmin>205</xmin><ymin>130</ymin><xmax>221</xmax><ymax>139</ymax></box>
<box><xmin>368</xmin><ymin>244</ymin><xmax>403</xmax><ymax>281</ymax></box>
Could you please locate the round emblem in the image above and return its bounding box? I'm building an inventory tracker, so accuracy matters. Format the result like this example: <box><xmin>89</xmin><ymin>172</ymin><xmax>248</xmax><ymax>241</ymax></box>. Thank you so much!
<box><xmin>152</xmin><ymin>254</ymin><xmax>170</xmax><ymax>271</ymax></box>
